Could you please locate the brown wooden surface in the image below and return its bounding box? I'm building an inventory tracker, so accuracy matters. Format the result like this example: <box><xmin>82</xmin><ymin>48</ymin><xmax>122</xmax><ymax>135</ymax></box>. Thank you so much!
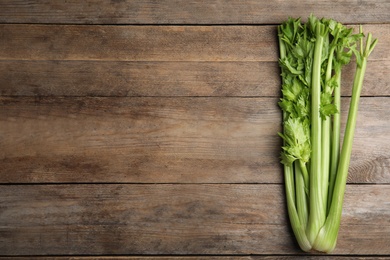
<box><xmin>0</xmin><ymin>1</ymin><xmax>389</xmax><ymax>258</ymax></box>
<box><xmin>1</xmin><ymin>185</ymin><xmax>389</xmax><ymax>255</ymax></box>
<box><xmin>0</xmin><ymin>60</ymin><xmax>388</xmax><ymax>97</ymax></box>
<box><xmin>4</xmin><ymin>255</ymin><xmax>390</xmax><ymax>260</ymax></box>
<box><xmin>0</xmin><ymin>97</ymin><xmax>389</xmax><ymax>184</ymax></box>
<box><xmin>0</xmin><ymin>0</ymin><xmax>389</xmax><ymax>24</ymax></box>
<box><xmin>0</xmin><ymin>25</ymin><xmax>389</xmax><ymax>62</ymax></box>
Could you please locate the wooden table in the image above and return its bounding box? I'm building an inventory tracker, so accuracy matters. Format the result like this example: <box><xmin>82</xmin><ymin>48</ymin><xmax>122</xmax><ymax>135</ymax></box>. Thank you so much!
<box><xmin>0</xmin><ymin>1</ymin><xmax>389</xmax><ymax>258</ymax></box>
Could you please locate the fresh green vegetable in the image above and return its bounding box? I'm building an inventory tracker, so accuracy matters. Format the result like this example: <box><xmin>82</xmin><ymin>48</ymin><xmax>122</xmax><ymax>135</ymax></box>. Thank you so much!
<box><xmin>278</xmin><ymin>15</ymin><xmax>377</xmax><ymax>253</ymax></box>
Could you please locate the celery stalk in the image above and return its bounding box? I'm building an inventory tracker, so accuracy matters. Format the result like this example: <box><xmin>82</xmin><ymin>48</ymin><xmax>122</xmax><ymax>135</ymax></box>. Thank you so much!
<box><xmin>278</xmin><ymin>22</ymin><xmax>311</xmax><ymax>251</ymax></box>
<box><xmin>328</xmin><ymin>69</ymin><xmax>341</xmax><ymax>212</ymax></box>
<box><xmin>295</xmin><ymin>161</ymin><xmax>309</xmax><ymax>229</ymax></box>
<box><xmin>277</xmin><ymin>17</ymin><xmax>377</xmax><ymax>253</ymax></box>
<box><xmin>285</xmin><ymin>164</ymin><xmax>312</xmax><ymax>252</ymax></box>
<box><xmin>307</xmin><ymin>22</ymin><xmax>326</xmax><ymax>245</ymax></box>
<box><xmin>312</xmin><ymin>30</ymin><xmax>378</xmax><ymax>253</ymax></box>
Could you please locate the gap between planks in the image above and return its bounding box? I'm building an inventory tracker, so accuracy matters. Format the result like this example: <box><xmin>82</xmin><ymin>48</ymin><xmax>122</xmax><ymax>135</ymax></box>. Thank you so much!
<box><xmin>2</xmin><ymin>256</ymin><xmax>390</xmax><ymax>259</ymax></box>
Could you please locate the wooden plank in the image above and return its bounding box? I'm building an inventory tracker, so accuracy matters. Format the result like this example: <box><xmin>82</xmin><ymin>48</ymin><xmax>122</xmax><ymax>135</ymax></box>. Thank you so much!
<box><xmin>0</xmin><ymin>60</ymin><xmax>388</xmax><ymax>97</ymax></box>
<box><xmin>0</xmin><ymin>184</ymin><xmax>389</xmax><ymax>255</ymax></box>
<box><xmin>3</xmin><ymin>258</ymin><xmax>252</xmax><ymax>260</ymax></box>
<box><xmin>0</xmin><ymin>25</ymin><xmax>276</xmax><ymax>62</ymax></box>
<box><xmin>0</xmin><ymin>96</ymin><xmax>282</xmax><ymax>184</ymax></box>
<box><xmin>4</xmin><ymin>257</ymin><xmax>390</xmax><ymax>260</ymax></box>
<box><xmin>0</xmin><ymin>97</ymin><xmax>389</xmax><ymax>184</ymax></box>
<box><xmin>0</xmin><ymin>25</ymin><xmax>388</xmax><ymax>62</ymax></box>
<box><xmin>0</xmin><ymin>0</ymin><xmax>388</xmax><ymax>25</ymax></box>
<box><xmin>0</xmin><ymin>61</ymin><xmax>280</xmax><ymax>97</ymax></box>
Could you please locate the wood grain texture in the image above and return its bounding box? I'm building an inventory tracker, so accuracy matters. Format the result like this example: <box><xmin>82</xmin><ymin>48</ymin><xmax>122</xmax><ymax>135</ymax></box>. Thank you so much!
<box><xmin>4</xmin><ymin>258</ymin><xmax>390</xmax><ymax>260</ymax></box>
<box><xmin>4</xmin><ymin>256</ymin><xmax>390</xmax><ymax>259</ymax></box>
<box><xmin>0</xmin><ymin>61</ymin><xmax>280</xmax><ymax>97</ymax></box>
<box><xmin>0</xmin><ymin>59</ymin><xmax>277</xmax><ymax>97</ymax></box>
<box><xmin>0</xmin><ymin>25</ymin><xmax>277</xmax><ymax>62</ymax></box>
<box><xmin>0</xmin><ymin>25</ymin><xmax>388</xmax><ymax>62</ymax></box>
<box><xmin>1</xmin><ymin>97</ymin><xmax>389</xmax><ymax>184</ymax></box>
<box><xmin>0</xmin><ymin>60</ymin><xmax>388</xmax><ymax>97</ymax></box>
<box><xmin>0</xmin><ymin>0</ymin><xmax>389</xmax><ymax>24</ymax></box>
<box><xmin>0</xmin><ymin>184</ymin><xmax>389</xmax><ymax>255</ymax></box>
<box><xmin>0</xmin><ymin>96</ymin><xmax>282</xmax><ymax>184</ymax></box>
<box><xmin>0</xmin><ymin>1</ymin><xmax>389</xmax><ymax>258</ymax></box>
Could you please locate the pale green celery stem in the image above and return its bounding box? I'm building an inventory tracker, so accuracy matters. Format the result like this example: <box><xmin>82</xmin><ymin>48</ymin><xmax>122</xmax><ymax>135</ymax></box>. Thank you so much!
<box><xmin>284</xmin><ymin>164</ymin><xmax>312</xmax><ymax>252</ymax></box>
<box><xmin>278</xmin><ymin>26</ymin><xmax>287</xmax><ymax>65</ymax></box>
<box><xmin>307</xmin><ymin>23</ymin><xmax>325</xmax><ymax>245</ymax></box>
<box><xmin>299</xmin><ymin>160</ymin><xmax>309</xmax><ymax>192</ymax></box>
<box><xmin>321</xmin><ymin>45</ymin><xmax>336</xmax><ymax>215</ymax></box>
<box><xmin>328</xmin><ymin>69</ymin><xmax>341</xmax><ymax>212</ymax></box>
<box><xmin>295</xmin><ymin>161</ymin><xmax>308</xmax><ymax>229</ymax></box>
<box><xmin>313</xmin><ymin>50</ymin><xmax>369</xmax><ymax>254</ymax></box>
<box><xmin>321</xmin><ymin>106</ymin><xmax>331</xmax><ymax>216</ymax></box>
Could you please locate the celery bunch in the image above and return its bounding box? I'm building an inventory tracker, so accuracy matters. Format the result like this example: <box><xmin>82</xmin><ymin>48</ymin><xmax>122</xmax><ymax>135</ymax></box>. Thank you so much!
<box><xmin>278</xmin><ymin>15</ymin><xmax>377</xmax><ymax>253</ymax></box>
